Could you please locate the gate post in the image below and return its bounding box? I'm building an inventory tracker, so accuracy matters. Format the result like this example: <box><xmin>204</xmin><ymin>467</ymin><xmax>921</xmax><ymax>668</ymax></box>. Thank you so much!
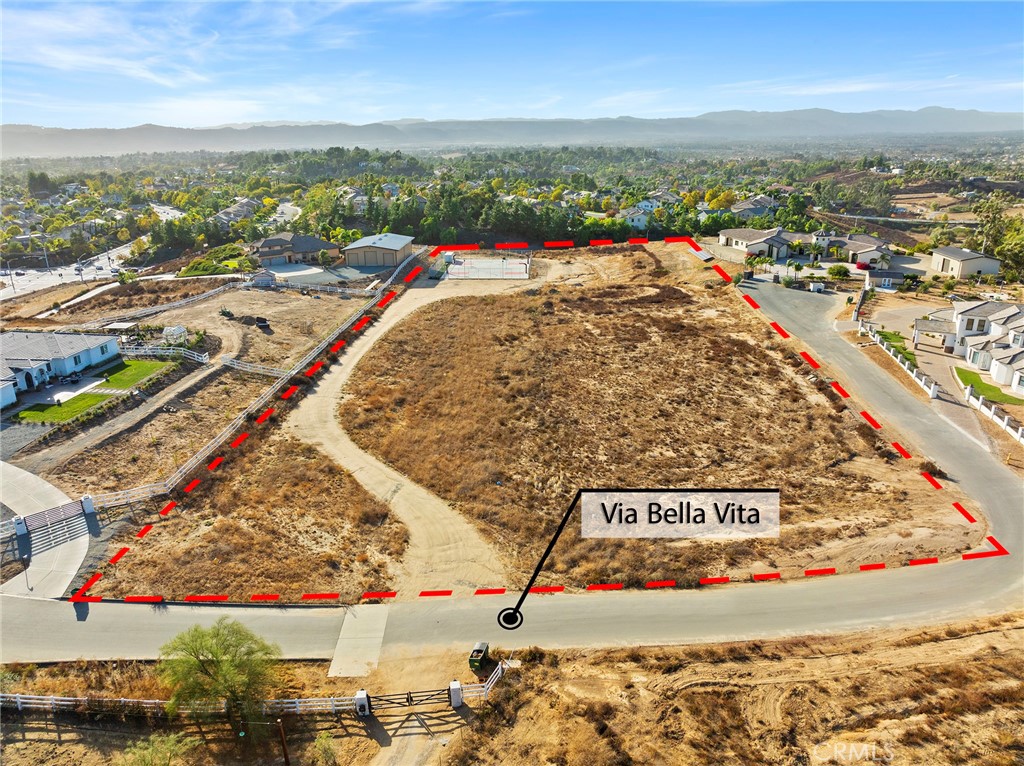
<box><xmin>448</xmin><ymin>681</ymin><xmax>463</xmax><ymax>709</ymax></box>
<box><xmin>82</xmin><ymin>495</ymin><xmax>96</xmax><ymax>516</ymax></box>
<box><xmin>354</xmin><ymin>690</ymin><xmax>371</xmax><ymax>717</ymax></box>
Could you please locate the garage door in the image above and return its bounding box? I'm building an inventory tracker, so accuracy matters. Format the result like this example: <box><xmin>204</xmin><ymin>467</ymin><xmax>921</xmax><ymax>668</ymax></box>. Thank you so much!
<box><xmin>263</xmin><ymin>256</ymin><xmax>287</xmax><ymax>266</ymax></box>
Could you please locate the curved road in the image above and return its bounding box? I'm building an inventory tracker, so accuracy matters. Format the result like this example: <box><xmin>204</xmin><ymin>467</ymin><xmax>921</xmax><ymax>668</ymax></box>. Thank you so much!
<box><xmin>1</xmin><ymin>276</ymin><xmax>1021</xmax><ymax>662</ymax></box>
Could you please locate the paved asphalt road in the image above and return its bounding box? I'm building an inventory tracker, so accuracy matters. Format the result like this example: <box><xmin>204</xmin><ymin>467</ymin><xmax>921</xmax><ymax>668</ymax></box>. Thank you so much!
<box><xmin>1</xmin><ymin>279</ymin><xmax>1020</xmax><ymax>663</ymax></box>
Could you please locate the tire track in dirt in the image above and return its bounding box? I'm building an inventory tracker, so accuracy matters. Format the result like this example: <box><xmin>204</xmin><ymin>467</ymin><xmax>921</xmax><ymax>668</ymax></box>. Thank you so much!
<box><xmin>284</xmin><ymin>271</ymin><xmax>580</xmax><ymax>599</ymax></box>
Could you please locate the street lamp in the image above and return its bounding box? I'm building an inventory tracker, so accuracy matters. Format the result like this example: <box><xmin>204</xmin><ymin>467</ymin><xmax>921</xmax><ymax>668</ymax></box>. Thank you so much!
<box><xmin>22</xmin><ymin>554</ymin><xmax>31</xmax><ymax>591</ymax></box>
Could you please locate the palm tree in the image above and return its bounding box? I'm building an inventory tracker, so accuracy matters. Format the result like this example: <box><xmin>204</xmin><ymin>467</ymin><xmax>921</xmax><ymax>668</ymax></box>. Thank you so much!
<box><xmin>876</xmin><ymin>250</ymin><xmax>893</xmax><ymax>270</ymax></box>
<box><xmin>785</xmin><ymin>258</ymin><xmax>797</xmax><ymax>277</ymax></box>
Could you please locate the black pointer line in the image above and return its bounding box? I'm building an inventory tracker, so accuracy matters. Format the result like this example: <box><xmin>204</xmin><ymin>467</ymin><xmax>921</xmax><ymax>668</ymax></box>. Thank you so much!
<box><xmin>498</xmin><ymin>489</ymin><xmax>583</xmax><ymax>630</ymax></box>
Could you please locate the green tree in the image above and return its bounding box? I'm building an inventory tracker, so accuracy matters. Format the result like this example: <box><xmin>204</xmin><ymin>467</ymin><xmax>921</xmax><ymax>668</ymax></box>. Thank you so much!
<box><xmin>158</xmin><ymin>617</ymin><xmax>281</xmax><ymax>735</ymax></box>
<box><xmin>828</xmin><ymin>264</ymin><xmax>850</xmax><ymax>279</ymax></box>
<box><xmin>119</xmin><ymin>732</ymin><xmax>199</xmax><ymax>766</ymax></box>
<box><xmin>317</xmin><ymin>248</ymin><xmax>335</xmax><ymax>268</ymax></box>
<box><xmin>971</xmin><ymin>191</ymin><xmax>1013</xmax><ymax>254</ymax></box>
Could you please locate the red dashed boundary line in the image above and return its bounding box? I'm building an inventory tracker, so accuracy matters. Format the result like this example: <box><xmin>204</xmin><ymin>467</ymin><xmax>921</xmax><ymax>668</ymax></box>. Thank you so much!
<box><xmin>69</xmin><ymin>241</ymin><xmax>1009</xmax><ymax>604</ymax></box>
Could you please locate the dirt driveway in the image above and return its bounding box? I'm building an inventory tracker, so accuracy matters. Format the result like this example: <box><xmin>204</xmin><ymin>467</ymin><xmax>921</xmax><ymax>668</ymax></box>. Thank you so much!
<box><xmin>284</xmin><ymin>266</ymin><xmax>584</xmax><ymax>598</ymax></box>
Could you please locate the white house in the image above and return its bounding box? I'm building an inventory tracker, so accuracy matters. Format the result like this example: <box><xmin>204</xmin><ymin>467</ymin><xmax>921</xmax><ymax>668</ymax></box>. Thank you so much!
<box><xmin>719</xmin><ymin>226</ymin><xmax>894</xmax><ymax>266</ymax></box>
<box><xmin>0</xmin><ymin>331</ymin><xmax>120</xmax><ymax>407</ymax></box>
<box><xmin>931</xmin><ymin>246</ymin><xmax>1002</xmax><ymax>279</ymax></box>
<box><xmin>618</xmin><ymin>207</ymin><xmax>649</xmax><ymax>230</ymax></box>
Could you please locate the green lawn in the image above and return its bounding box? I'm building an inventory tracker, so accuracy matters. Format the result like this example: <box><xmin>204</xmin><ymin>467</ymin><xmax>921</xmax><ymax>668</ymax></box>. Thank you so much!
<box><xmin>954</xmin><ymin>368</ymin><xmax>1024</xmax><ymax>406</ymax></box>
<box><xmin>100</xmin><ymin>359</ymin><xmax>170</xmax><ymax>389</ymax></box>
<box><xmin>15</xmin><ymin>393</ymin><xmax>111</xmax><ymax>423</ymax></box>
<box><xmin>876</xmin><ymin>330</ymin><xmax>917</xmax><ymax>366</ymax></box>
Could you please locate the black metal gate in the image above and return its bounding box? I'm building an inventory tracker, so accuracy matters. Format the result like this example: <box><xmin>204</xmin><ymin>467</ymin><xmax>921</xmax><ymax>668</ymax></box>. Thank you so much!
<box><xmin>367</xmin><ymin>688</ymin><xmax>451</xmax><ymax>711</ymax></box>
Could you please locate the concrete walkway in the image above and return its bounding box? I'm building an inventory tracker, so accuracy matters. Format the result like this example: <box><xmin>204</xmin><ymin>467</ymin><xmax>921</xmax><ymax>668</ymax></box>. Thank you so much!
<box><xmin>0</xmin><ymin>461</ymin><xmax>87</xmax><ymax>598</ymax></box>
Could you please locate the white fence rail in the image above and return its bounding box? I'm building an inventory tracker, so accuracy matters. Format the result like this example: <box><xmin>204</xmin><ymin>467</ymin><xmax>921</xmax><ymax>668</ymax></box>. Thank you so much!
<box><xmin>219</xmin><ymin>356</ymin><xmax>289</xmax><ymax>378</ymax></box>
<box><xmin>76</xmin><ymin>281</ymin><xmax>243</xmax><ymax>329</ymax></box>
<box><xmin>83</xmin><ymin>249</ymin><xmax>427</xmax><ymax>513</ymax></box>
<box><xmin>3</xmin><ymin>661</ymin><xmax>507</xmax><ymax>717</ymax></box>
<box><xmin>862</xmin><ymin>323</ymin><xmax>940</xmax><ymax>399</ymax></box>
<box><xmin>122</xmin><ymin>345</ymin><xmax>210</xmax><ymax>364</ymax></box>
<box><xmin>92</xmin><ymin>482</ymin><xmax>168</xmax><ymax>510</ymax></box>
<box><xmin>952</xmin><ymin>372</ymin><xmax>1024</xmax><ymax>445</ymax></box>
<box><xmin>272</xmin><ymin>281</ymin><xmax>373</xmax><ymax>297</ymax></box>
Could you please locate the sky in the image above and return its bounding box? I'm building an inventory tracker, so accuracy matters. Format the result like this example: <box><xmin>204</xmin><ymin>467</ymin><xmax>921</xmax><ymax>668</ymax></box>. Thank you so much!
<box><xmin>1</xmin><ymin>0</ymin><xmax>1022</xmax><ymax>129</ymax></box>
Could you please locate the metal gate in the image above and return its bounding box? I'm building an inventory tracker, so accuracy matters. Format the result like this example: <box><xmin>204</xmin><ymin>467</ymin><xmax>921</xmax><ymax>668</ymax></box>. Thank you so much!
<box><xmin>365</xmin><ymin>688</ymin><xmax>452</xmax><ymax>712</ymax></box>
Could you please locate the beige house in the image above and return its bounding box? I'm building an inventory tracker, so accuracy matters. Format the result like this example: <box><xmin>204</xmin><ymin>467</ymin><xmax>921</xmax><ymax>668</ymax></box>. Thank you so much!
<box><xmin>343</xmin><ymin>233</ymin><xmax>415</xmax><ymax>267</ymax></box>
<box><xmin>931</xmin><ymin>246</ymin><xmax>1002</xmax><ymax>279</ymax></box>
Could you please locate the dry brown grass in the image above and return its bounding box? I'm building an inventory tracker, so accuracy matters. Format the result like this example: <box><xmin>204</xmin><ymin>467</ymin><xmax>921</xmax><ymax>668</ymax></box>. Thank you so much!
<box><xmin>0</xmin><ymin>280</ymin><xmax>116</xmax><ymax>320</ymax></box>
<box><xmin>42</xmin><ymin>368</ymin><xmax>270</xmax><ymax>497</ymax></box>
<box><xmin>337</xmin><ymin>247</ymin><xmax>981</xmax><ymax>587</ymax></box>
<box><xmin>88</xmin><ymin>435</ymin><xmax>406</xmax><ymax>601</ymax></box>
<box><xmin>445</xmin><ymin>614</ymin><xmax>1024</xmax><ymax>766</ymax></box>
<box><xmin>55</xmin><ymin>279</ymin><xmax>239</xmax><ymax>321</ymax></box>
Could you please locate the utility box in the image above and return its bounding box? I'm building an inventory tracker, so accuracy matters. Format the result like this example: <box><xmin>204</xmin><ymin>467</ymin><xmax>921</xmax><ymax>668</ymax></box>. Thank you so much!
<box><xmin>354</xmin><ymin>689</ymin><xmax>371</xmax><ymax>717</ymax></box>
<box><xmin>469</xmin><ymin>642</ymin><xmax>489</xmax><ymax>673</ymax></box>
<box><xmin>448</xmin><ymin>680</ymin><xmax>464</xmax><ymax>709</ymax></box>
<box><xmin>81</xmin><ymin>495</ymin><xmax>96</xmax><ymax>516</ymax></box>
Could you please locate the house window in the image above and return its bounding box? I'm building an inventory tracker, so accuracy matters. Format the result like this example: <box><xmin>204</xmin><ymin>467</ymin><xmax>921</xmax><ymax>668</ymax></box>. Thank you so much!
<box><xmin>966</xmin><ymin>319</ymin><xmax>975</xmax><ymax>331</ymax></box>
<box><xmin>977</xmin><ymin>320</ymin><xmax>986</xmax><ymax>332</ymax></box>
<box><xmin>46</xmin><ymin>362</ymin><xmax>52</xmax><ymax>371</ymax></box>
<box><xmin>73</xmin><ymin>354</ymin><xmax>82</xmax><ymax>365</ymax></box>
<box><xmin>100</xmin><ymin>344</ymin><xmax>108</xmax><ymax>354</ymax></box>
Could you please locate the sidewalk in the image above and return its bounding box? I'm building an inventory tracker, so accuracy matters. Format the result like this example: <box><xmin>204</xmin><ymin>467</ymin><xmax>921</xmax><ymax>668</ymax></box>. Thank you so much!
<box><xmin>0</xmin><ymin>461</ymin><xmax>88</xmax><ymax>598</ymax></box>
<box><xmin>913</xmin><ymin>345</ymin><xmax>996</xmax><ymax>450</ymax></box>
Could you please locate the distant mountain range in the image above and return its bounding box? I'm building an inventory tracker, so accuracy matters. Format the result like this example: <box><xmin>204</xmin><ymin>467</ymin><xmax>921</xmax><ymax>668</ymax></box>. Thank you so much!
<box><xmin>3</xmin><ymin>107</ymin><xmax>1021</xmax><ymax>158</ymax></box>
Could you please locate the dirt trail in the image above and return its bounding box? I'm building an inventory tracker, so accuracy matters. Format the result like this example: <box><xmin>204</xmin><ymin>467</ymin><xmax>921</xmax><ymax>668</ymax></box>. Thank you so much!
<box><xmin>284</xmin><ymin>266</ymin><xmax>584</xmax><ymax>599</ymax></box>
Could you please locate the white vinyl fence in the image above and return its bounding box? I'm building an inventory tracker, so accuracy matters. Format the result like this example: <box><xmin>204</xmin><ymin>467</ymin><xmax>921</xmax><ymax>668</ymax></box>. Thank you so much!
<box><xmin>90</xmin><ymin>248</ymin><xmax>426</xmax><ymax>512</ymax></box>
<box><xmin>951</xmin><ymin>372</ymin><xmax>1024</xmax><ymax>445</ymax></box>
<box><xmin>861</xmin><ymin>322</ymin><xmax>940</xmax><ymax>399</ymax></box>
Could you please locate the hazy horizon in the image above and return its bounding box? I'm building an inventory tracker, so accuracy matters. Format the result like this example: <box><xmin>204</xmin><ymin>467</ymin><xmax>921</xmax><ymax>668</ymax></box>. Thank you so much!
<box><xmin>2</xmin><ymin>1</ymin><xmax>1022</xmax><ymax>130</ymax></box>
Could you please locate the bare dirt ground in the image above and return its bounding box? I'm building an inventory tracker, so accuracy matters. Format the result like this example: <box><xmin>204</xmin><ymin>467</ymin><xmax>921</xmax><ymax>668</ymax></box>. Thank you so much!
<box><xmin>52</xmin><ymin>279</ymin><xmax>239</xmax><ymax>322</ymax></box>
<box><xmin>151</xmin><ymin>289</ymin><xmax>362</xmax><ymax>367</ymax></box>
<box><xmin>284</xmin><ymin>272</ymin><xmax>587</xmax><ymax>598</ymax></box>
<box><xmin>88</xmin><ymin>434</ymin><xmax>407</xmax><ymax>601</ymax></box>
<box><xmin>39</xmin><ymin>368</ymin><xmax>269</xmax><ymax>497</ymax></box>
<box><xmin>336</xmin><ymin>244</ymin><xmax>984</xmax><ymax>589</ymax></box>
<box><xmin>0</xmin><ymin>280</ymin><xmax>116</xmax><ymax>320</ymax></box>
<box><xmin>3</xmin><ymin>613</ymin><xmax>1020</xmax><ymax>766</ymax></box>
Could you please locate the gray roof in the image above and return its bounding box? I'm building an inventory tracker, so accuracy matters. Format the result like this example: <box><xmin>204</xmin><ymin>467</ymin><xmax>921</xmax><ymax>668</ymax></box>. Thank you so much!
<box><xmin>2</xmin><ymin>331</ymin><xmax>118</xmax><ymax>368</ymax></box>
<box><xmin>914</xmin><ymin>318</ymin><xmax>956</xmax><ymax>334</ymax></box>
<box><xmin>343</xmin><ymin>233</ymin><xmax>415</xmax><ymax>251</ymax></box>
<box><xmin>252</xmin><ymin>232</ymin><xmax>338</xmax><ymax>254</ymax></box>
<box><xmin>720</xmin><ymin>228</ymin><xmax>769</xmax><ymax>241</ymax></box>
<box><xmin>956</xmin><ymin>300</ymin><xmax>1021</xmax><ymax>319</ymax></box>
<box><xmin>868</xmin><ymin>270</ymin><xmax>907</xmax><ymax>279</ymax></box>
<box><xmin>933</xmin><ymin>246</ymin><xmax>998</xmax><ymax>262</ymax></box>
<box><xmin>990</xmin><ymin>346</ymin><xmax>1024</xmax><ymax>366</ymax></box>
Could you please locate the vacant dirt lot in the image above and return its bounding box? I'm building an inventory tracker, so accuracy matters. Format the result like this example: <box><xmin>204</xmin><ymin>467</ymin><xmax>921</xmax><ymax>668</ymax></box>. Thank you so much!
<box><xmin>0</xmin><ymin>280</ymin><xmax>116</xmax><ymax>321</ymax></box>
<box><xmin>52</xmin><ymin>279</ymin><xmax>239</xmax><ymax>322</ymax></box>
<box><xmin>3</xmin><ymin>613</ymin><xmax>1020</xmax><ymax>766</ymax></box>
<box><xmin>88</xmin><ymin>435</ymin><xmax>406</xmax><ymax>601</ymax></box>
<box><xmin>42</xmin><ymin>368</ymin><xmax>269</xmax><ymax>497</ymax></box>
<box><xmin>153</xmin><ymin>288</ymin><xmax>362</xmax><ymax>366</ymax></box>
<box><xmin>446</xmin><ymin>613</ymin><xmax>1024</xmax><ymax>766</ymax></box>
<box><xmin>338</xmin><ymin>244</ymin><xmax>983</xmax><ymax>588</ymax></box>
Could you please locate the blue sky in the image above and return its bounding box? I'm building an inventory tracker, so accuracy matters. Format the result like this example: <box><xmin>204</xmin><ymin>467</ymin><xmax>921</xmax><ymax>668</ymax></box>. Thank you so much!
<box><xmin>2</xmin><ymin>1</ymin><xmax>1022</xmax><ymax>128</ymax></box>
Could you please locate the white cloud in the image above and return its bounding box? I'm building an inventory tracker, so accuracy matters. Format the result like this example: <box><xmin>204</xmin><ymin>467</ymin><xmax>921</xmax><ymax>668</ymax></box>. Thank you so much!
<box><xmin>1</xmin><ymin>4</ymin><xmax>210</xmax><ymax>88</ymax></box>
<box><xmin>591</xmin><ymin>89</ymin><xmax>673</xmax><ymax>110</ymax></box>
<box><xmin>721</xmin><ymin>75</ymin><xmax>1023</xmax><ymax>97</ymax></box>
